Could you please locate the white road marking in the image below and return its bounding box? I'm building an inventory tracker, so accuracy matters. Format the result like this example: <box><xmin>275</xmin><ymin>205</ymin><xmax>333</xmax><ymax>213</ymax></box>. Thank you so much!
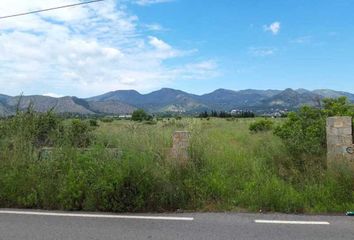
<box><xmin>255</xmin><ymin>220</ymin><xmax>330</xmax><ymax>225</ymax></box>
<box><xmin>0</xmin><ymin>210</ymin><xmax>194</xmax><ymax>221</ymax></box>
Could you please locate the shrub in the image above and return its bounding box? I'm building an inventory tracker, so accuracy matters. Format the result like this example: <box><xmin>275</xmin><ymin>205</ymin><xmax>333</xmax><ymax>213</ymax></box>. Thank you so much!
<box><xmin>273</xmin><ymin>97</ymin><xmax>354</xmax><ymax>174</ymax></box>
<box><xmin>131</xmin><ymin>109</ymin><xmax>152</xmax><ymax>122</ymax></box>
<box><xmin>67</xmin><ymin>119</ymin><xmax>93</xmax><ymax>148</ymax></box>
<box><xmin>89</xmin><ymin>119</ymin><xmax>99</xmax><ymax>127</ymax></box>
<box><xmin>274</xmin><ymin>107</ymin><xmax>326</xmax><ymax>157</ymax></box>
<box><xmin>322</xmin><ymin>97</ymin><xmax>354</xmax><ymax>116</ymax></box>
<box><xmin>33</xmin><ymin>111</ymin><xmax>61</xmax><ymax>147</ymax></box>
<box><xmin>0</xmin><ymin>109</ymin><xmax>61</xmax><ymax>148</ymax></box>
<box><xmin>274</xmin><ymin>97</ymin><xmax>354</xmax><ymax>158</ymax></box>
<box><xmin>101</xmin><ymin>117</ymin><xmax>114</xmax><ymax>123</ymax></box>
<box><xmin>249</xmin><ymin>119</ymin><xmax>274</xmax><ymax>133</ymax></box>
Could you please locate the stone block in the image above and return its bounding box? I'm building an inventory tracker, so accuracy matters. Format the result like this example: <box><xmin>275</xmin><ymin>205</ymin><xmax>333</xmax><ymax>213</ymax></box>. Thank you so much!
<box><xmin>326</xmin><ymin>127</ymin><xmax>352</xmax><ymax>136</ymax></box>
<box><xmin>327</xmin><ymin>135</ymin><xmax>353</xmax><ymax>146</ymax></box>
<box><xmin>327</xmin><ymin>116</ymin><xmax>352</xmax><ymax>128</ymax></box>
<box><xmin>326</xmin><ymin>117</ymin><xmax>354</xmax><ymax>167</ymax></box>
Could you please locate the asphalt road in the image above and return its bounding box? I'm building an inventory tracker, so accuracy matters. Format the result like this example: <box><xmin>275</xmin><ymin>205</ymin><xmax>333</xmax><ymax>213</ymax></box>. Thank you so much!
<box><xmin>0</xmin><ymin>209</ymin><xmax>353</xmax><ymax>240</ymax></box>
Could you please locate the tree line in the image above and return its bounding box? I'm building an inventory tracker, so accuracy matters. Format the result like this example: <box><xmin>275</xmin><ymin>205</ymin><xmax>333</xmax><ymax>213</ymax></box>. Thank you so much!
<box><xmin>198</xmin><ymin>110</ymin><xmax>255</xmax><ymax>118</ymax></box>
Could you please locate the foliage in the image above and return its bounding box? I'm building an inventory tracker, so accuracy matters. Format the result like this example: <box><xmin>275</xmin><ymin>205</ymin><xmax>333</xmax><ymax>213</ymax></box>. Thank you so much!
<box><xmin>231</xmin><ymin>110</ymin><xmax>255</xmax><ymax>118</ymax></box>
<box><xmin>249</xmin><ymin>119</ymin><xmax>274</xmax><ymax>133</ymax></box>
<box><xmin>89</xmin><ymin>119</ymin><xmax>99</xmax><ymax>127</ymax></box>
<box><xmin>218</xmin><ymin>111</ymin><xmax>232</xmax><ymax>118</ymax></box>
<box><xmin>200</xmin><ymin>110</ymin><xmax>255</xmax><ymax>118</ymax></box>
<box><xmin>0</xmin><ymin>109</ymin><xmax>353</xmax><ymax>213</ymax></box>
<box><xmin>0</xmin><ymin>109</ymin><xmax>60</xmax><ymax>148</ymax></box>
<box><xmin>131</xmin><ymin>109</ymin><xmax>152</xmax><ymax>121</ymax></box>
<box><xmin>322</xmin><ymin>96</ymin><xmax>354</xmax><ymax>116</ymax></box>
<box><xmin>67</xmin><ymin>119</ymin><xmax>94</xmax><ymax>148</ymax></box>
<box><xmin>199</xmin><ymin>111</ymin><xmax>209</xmax><ymax>118</ymax></box>
<box><xmin>273</xmin><ymin>97</ymin><xmax>354</xmax><ymax>175</ymax></box>
<box><xmin>275</xmin><ymin>97</ymin><xmax>354</xmax><ymax>158</ymax></box>
<box><xmin>100</xmin><ymin>117</ymin><xmax>114</xmax><ymax>123</ymax></box>
<box><xmin>274</xmin><ymin>106</ymin><xmax>326</xmax><ymax>157</ymax></box>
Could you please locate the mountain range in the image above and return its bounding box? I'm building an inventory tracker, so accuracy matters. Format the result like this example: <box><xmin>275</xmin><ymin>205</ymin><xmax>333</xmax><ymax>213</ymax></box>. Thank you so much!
<box><xmin>0</xmin><ymin>88</ymin><xmax>353</xmax><ymax>116</ymax></box>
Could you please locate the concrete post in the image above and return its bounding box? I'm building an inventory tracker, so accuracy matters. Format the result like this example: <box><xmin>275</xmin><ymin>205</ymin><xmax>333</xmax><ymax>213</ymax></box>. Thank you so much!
<box><xmin>171</xmin><ymin>131</ymin><xmax>190</xmax><ymax>165</ymax></box>
<box><xmin>326</xmin><ymin>117</ymin><xmax>354</xmax><ymax>167</ymax></box>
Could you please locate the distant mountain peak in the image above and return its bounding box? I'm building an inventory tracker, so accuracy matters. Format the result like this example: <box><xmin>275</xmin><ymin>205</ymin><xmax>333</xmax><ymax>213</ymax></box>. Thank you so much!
<box><xmin>213</xmin><ymin>88</ymin><xmax>236</xmax><ymax>93</ymax></box>
<box><xmin>283</xmin><ymin>88</ymin><xmax>296</xmax><ymax>92</ymax></box>
<box><xmin>110</xmin><ymin>89</ymin><xmax>141</xmax><ymax>94</ymax></box>
<box><xmin>160</xmin><ymin>87</ymin><xmax>179</xmax><ymax>91</ymax></box>
<box><xmin>295</xmin><ymin>88</ymin><xmax>310</xmax><ymax>94</ymax></box>
<box><xmin>0</xmin><ymin>88</ymin><xmax>353</xmax><ymax>116</ymax></box>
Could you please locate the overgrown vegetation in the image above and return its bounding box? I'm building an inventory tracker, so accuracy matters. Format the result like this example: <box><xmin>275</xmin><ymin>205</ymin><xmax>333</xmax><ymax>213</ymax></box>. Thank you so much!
<box><xmin>0</xmin><ymin>98</ymin><xmax>353</xmax><ymax>213</ymax></box>
<box><xmin>249</xmin><ymin>119</ymin><xmax>274</xmax><ymax>133</ymax></box>
<box><xmin>131</xmin><ymin>109</ymin><xmax>152</xmax><ymax>121</ymax></box>
<box><xmin>274</xmin><ymin>97</ymin><xmax>354</xmax><ymax>173</ymax></box>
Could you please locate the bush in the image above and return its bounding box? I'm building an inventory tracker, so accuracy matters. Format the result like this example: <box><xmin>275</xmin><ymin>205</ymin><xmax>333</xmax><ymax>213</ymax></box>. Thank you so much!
<box><xmin>131</xmin><ymin>109</ymin><xmax>152</xmax><ymax>121</ymax></box>
<box><xmin>67</xmin><ymin>119</ymin><xmax>94</xmax><ymax>148</ymax></box>
<box><xmin>249</xmin><ymin>119</ymin><xmax>274</xmax><ymax>133</ymax></box>
<box><xmin>89</xmin><ymin>119</ymin><xmax>99</xmax><ymax>127</ymax></box>
<box><xmin>33</xmin><ymin>111</ymin><xmax>61</xmax><ymax>147</ymax></box>
<box><xmin>273</xmin><ymin>97</ymin><xmax>354</xmax><ymax>175</ymax></box>
<box><xmin>100</xmin><ymin>117</ymin><xmax>114</xmax><ymax>123</ymax></box>
<box><xmin>0</xmin><ymin>109</ymin><xmax>60</xmax><ymax>148</ymax></box>
<box><xmin>322</xmin><ymin>97</ymin><xmax>354</xmax><ymax>116</ymax></box>
<box><xmin>274</xmin><ymin>97</ymin><xmax>354</xmax><ymax>158</ymax></box>
<box><xmin>274</xmin><ymin>107</ymin><xmax>326</xmax><ymax>157</ymax></box>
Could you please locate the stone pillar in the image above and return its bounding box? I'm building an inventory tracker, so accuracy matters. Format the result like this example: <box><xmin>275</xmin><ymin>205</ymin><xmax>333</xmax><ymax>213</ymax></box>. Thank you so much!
<box><xmin>326</xmin><ymin>117</ymin><xmax>354</xmax><ymax>166</ymax></box>
<box><xmin>171</xmin><ymin>131</ymin><xmax>190</xmax><ymax>164</ymax></box>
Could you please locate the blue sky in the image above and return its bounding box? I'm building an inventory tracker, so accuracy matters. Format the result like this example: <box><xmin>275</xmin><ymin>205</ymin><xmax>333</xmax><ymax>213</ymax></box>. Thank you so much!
<box><xmin>0</xmin><ymin>0</ymin><xmax>353</xmax><ymax>97</ymax></box>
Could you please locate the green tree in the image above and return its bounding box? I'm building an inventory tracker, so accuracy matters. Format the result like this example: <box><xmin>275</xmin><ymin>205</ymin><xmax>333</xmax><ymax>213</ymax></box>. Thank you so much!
<box><xmin>322</xmin><ymin>96</ymin><xmax>354</xmax><ymax>117</ymax></box>
<box><xmin>131</xmin><ymin>109</ymin><xmax>151</xmax><ymax>121</ymax></box>
<box><xmin>198</xmin><ymin>111</ymin><xmax>209</xmax><ymax>118</ymax></box>
<box><xmin>274</xmin><ymin>97</ymin><xmax>354</xmax><ymax>159</ymax></box>
<box><xmin>274</xmin><ymin>106</ymin><xmax>326</xmax><ymax>157</ymax></box>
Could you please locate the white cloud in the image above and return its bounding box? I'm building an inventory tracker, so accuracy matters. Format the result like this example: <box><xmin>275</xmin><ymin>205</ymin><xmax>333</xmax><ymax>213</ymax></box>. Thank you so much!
<box><xmin>143</xmin><ymin>23</ymin><xmax>166</xmax><ymax>31</ymax></box>
<box><xmin>0</xmin><ymin>0</ymin><xmax>217</xmax><ymax>97</ymax></box>
<box><xmin>148</xmin><ymin>36</ymin><xmax>173</xmax><ymax>51</ymax></box>
<box><xmin>43</xmin><ymin>93</ymin><xmax>64</xmax><ymax>98</ymax></box>
<box><xmin>249</xmin><ymin>47</ymin><xmax>277</xmax><ymax>57</ymax></box>
<box><xmin>264</xmin><ymin>22</ymin><xmax>281</xmax><ymax>35</ymax></box>
<box><xmin>134</xmin><ymin>0</ymin><xmax>173</xmax><ymax>6</ymax></box>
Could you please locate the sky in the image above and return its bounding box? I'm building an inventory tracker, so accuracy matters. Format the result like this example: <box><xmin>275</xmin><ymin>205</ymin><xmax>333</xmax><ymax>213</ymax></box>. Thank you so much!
<box><xmin>0</xmin><ymin>0</ymin><xmax>353</xmax><ymax>97</ymax></box>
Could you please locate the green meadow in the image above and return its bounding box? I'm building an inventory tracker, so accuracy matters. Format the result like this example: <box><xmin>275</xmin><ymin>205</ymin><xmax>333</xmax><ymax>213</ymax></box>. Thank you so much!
<box><xmin>0</xmin><ymin>113</ymin><xmax>353</xmax><ymax>213</ymax></box>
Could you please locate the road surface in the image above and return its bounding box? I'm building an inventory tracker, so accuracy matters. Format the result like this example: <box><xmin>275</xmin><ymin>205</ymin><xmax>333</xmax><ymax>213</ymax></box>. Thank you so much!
<box><xmin>0</xmin><ymin>209</ymin><xmax>353</xmax><ymax>240</ymax></box>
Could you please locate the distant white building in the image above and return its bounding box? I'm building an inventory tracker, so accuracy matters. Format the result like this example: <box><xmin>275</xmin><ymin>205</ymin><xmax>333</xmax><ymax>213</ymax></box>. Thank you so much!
<box><xmin>119</xmin><ymin>115</ymin><xmax>132</xmax><ymax>119</ymax></box>
<box><xmin>231</xmin><ymin>109</ymin><xmax>242</xmax><ymax>115</ymax></box>
<box><xmin>231</xmin><ymin>109</ymin><xmax>254</xmax><ymax>116</ymax></box>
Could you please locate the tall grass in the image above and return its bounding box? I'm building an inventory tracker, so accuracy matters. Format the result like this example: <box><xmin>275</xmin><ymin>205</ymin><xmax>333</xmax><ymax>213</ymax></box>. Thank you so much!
<box><xmin>0</xmin><ymin>113</ymin><xmax>353</xmax><ymax>213</ymax></box>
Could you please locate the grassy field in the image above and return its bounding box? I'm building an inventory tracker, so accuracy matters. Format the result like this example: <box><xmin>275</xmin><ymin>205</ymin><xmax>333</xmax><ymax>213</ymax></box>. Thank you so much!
<box><xmin>0</xmin><ymin>116</ymin><xmax>353</xmax><ymax>213</ymax></box>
